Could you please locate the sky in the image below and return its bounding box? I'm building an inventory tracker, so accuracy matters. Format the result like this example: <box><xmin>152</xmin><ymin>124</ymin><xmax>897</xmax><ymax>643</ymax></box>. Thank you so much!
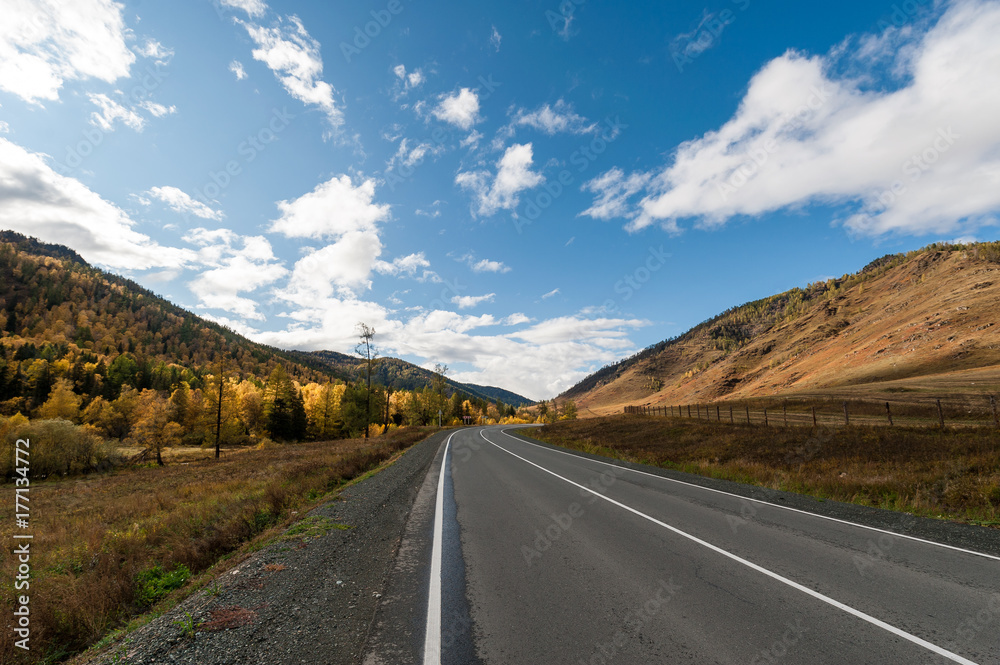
<box><xmin>1</xmin><ymin>0</ymin><xmax>998</xmax><ymax>401</ymax></box>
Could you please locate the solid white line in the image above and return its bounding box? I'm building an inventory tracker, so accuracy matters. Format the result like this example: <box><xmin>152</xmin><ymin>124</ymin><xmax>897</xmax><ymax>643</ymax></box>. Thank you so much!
<box><xmin>422</xmin><ymin>431</ymin><xmax>455</xmax><ymax>665</ymax></box>
<box><xmin>499</xmin><ymin>427</ymin><xmax>1000</xmax><ymax>563</ymax></box>
<box><xmin>481</xmin><ymin>429</ymin><xmax>980</xmax><ymax>665</ymax></box>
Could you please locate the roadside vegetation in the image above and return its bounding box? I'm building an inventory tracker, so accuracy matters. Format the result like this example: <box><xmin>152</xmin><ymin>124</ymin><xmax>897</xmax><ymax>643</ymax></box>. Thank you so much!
<box><xmin>0</xmin><ymin>426</ymin><xmax>434</xmax><ymax>664</ymax></box>
<box><xmin>531</xmin><ymin>415</ymin><xmax>1000</xmax><ymax>526</ymax></box>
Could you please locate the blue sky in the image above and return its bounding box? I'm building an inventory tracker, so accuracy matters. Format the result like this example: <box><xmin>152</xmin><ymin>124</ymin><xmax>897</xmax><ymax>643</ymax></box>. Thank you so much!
<box><xmin>1</xmin><ymin>0</ymin><xmax>999</xmax><ymax>400</ymax></box>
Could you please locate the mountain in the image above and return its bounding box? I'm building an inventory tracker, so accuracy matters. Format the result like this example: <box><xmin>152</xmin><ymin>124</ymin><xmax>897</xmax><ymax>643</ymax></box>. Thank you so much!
<box><xmin>562</xmin><ymin>242</ymin><xmax>1000</xmax><ymax>415</ymax></box>
<box><xmin>293</xmin><ymin>350</ymin><xmax>534</xmax><ymax>407</ymax></box>
<box><xmin>0</xmin><ymin>232</ymin><xmax>531</xmax><ymax>411</ymax></box>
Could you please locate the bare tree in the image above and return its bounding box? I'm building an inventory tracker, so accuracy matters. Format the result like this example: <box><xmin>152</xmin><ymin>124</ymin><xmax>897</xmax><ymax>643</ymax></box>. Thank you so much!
<box><xmin>355</xmin><ymin>323</ymin><xmax>378</xmax><ymax>440</ymax></box>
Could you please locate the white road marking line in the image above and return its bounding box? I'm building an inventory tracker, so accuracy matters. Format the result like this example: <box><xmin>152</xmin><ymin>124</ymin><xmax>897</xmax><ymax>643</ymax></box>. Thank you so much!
<box><xmin>500</xmin><ymin>426</ymin><xmax>1000</xmax><ymax>563</ymax></box>
<box><xmin>423</xmin><ymin>431</ymin><xmax>455</xmax><ymax>665</ymax></box>
<box><xmin>482</xmin><ymin>429</ymin><xmax>981</xmax><ymax>665</ymax></box>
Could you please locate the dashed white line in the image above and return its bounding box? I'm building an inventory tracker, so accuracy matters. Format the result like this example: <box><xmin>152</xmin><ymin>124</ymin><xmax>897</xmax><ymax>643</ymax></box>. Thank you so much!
<box><xmin>499</xmin><ymin>426</ymin><xmax>1000</xmax><ymax>563</ymax></box>
<box><xmin>482</xmin><ymin>428</ymin><xmax>981</xmax><ymax>665</ymax></box>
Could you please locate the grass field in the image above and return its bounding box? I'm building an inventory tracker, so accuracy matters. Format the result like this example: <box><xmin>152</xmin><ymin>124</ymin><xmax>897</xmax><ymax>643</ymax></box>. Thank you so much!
<box><xmin>0</xmin><ymin>427</ymin><xmax>436</xmax><ymax>664</ymax></box>
<box><xmin>530</xmin><ymin>415</ymin><xmax>1000</xmax><ymax>526</ymax></box>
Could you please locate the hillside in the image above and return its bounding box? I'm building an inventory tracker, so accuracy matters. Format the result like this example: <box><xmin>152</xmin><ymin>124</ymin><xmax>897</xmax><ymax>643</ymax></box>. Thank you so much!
<box><xmin>563</xmin><ymin>242</ymin><xmax>1000</xmax><ymax>415</ymax></box>
<box><xmin>0</xmin><ymin>232</ymin><xmax>530</xmax><ymax>416</ymax></box>
<box><xmin>294</xmin><ymin>350</ymin><xmax>534</xmax><ymax>407</ymax></box>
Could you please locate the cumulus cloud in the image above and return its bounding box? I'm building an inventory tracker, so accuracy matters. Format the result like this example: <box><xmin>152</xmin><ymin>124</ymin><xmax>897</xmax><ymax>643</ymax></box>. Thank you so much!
<box><xmin>241</xmin><ymin>15</ymin><xmax>342</xmax><ymax>131</ymax></box>
<box><xmin>269</xmin><ymin>175</ymin><xmax>390</xmax><ymax>239</ymax></box>
<box><xmin>0</xmin><ymin>137</ymin><xmax>193</xmax><ymax>270</ymax></box>
<box><xmin>0</xmin><ymin>0</ymin><xmax>135</xmax><ymax>103</ymax></box>
<box><xmin>433</xmin><ymin>88</ymin><xmax>480</xmax><ymax>130</ymax></box>
<box><xmin>145</xmin><ymin>186</ymin><xmax>223</xmax><ymax>220</ymax></box>
<box><xmin>583</xmin><ymin>0</ymin><xmax>1000</xmax><ymax>238</ymax></box>
<box><xmin>509</xmin><ymin>99</ymin><xmax>595</xmax><ymax>135</ymax></box>
<box><xmin>375</xmin><ymin>252</ymin><xmax>432</xmax><ymax>277</ymax></box>
<box><xmin>456</xmin><ymin>143</ymin><xmax>544</xmax><ymax>216</ymax></box>
<box><xmin>471</xmin><ymin>258</ymin><xmax>511</xmax><ymax>274</ymax></box>
<box><xmin>452</xmin><ymin>293</ymin><xmax>496</xmax><ymax>309</ymax></box>
<box><xmin>281</xmin><ymin>232</ymin><xmax>384</xmax><ymax>302</ymax></box>
<box><xmin>183</xmin><ymin>230</ymin><xmax>286</xmax><ymax>320</ymax></box>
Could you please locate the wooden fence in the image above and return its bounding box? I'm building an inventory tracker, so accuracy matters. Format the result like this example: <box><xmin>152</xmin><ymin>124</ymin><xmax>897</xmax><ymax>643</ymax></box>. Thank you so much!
<box><xmin>624</xmin><ymin>395</ymin><xmax>1000</xmax><ymax>429</ymax></box>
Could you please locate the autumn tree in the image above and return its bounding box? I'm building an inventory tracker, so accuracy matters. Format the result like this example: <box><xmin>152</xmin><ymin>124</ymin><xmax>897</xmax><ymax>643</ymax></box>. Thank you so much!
<box><xmin>132</xmin><ymin>389</ymin><xmax>180</xmax><ymax>466</ymax></box>
<box><xmin>37</xmin><ymin>377</ymin><xmax>81</xmax><ymax>421</ymax></box>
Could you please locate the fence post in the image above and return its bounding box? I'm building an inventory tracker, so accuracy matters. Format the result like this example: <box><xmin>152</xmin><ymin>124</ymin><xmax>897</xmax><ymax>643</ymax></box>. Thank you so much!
<box><xmin>745</xmin><ymin>405</ymin><xmax>751</xmax><ymax>424</ymax></box>
<box><xmin>687</xmin><ymin>405</ymin><xmax>691</xmax><ymax>418</ymax></box>
<box><xmin>937</xmin><ymin>399</ymin><xmax>945</xmax><ymax>429</ymax></box>
<box><xmin>717</xmin><ymin>405</ymin><xmax>721</xmax><ymax>422</ymax></box>
<box><xmin>783</xmin><ymin>402</ymin><xmax>787</xmax><ymax>427</ymax></box>
<box><xmin>885</xmin><ymin>401</ymin><xmax>893</xmax><ymax>427</ymax></box>
<box><xmin>729</xmin><ymin>406</ymin><xmax>734</xmax><ymax>424</ymax></box>
<box><xmin>992</xmin><ymin>395</ymin><xmax>998</xmax><ymax>429</ymax></box>
<box><xmin>764</xmin><ymin>408</ymin><xmax>769</xmax><ymax>427</ymax></box>
<box><xmin>812</xmin><ymin>406</ymin><xmax>817</xmax><ymax>428</ymax></box>
<box><xmin>843</xmin><ymin>402</ymin><xmax>849</xmax><ymax>427</ymax></box>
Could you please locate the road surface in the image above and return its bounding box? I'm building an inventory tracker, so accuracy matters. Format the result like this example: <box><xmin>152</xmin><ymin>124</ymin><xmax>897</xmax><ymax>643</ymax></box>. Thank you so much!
<box><xmin>363</xmin><ymin>426</ymin><xmax>1000</xmax><ymax>664</ymax></box>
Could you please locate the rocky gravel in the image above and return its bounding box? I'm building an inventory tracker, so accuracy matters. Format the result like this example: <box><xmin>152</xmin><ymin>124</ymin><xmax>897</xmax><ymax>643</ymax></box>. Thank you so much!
<box><xmin>83</xmin><ymin>431</ymin><xmax>446</xmax><ymax>665</ymax></box>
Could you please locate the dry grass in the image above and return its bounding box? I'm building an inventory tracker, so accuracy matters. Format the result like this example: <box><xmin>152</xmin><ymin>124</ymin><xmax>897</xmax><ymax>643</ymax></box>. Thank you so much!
<box><xmin>531</xmin><ymin>416</ymin><xmax>1000</xmax><ymax>525</ymax></box>
<box><xmin>0</xmin><ymin>427</ymin><xmax>435</xmax><ymax>664</ymax></box>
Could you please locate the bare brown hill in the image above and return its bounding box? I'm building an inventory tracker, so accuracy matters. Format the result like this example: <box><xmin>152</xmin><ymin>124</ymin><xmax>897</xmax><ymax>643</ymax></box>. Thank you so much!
<box><xmin>563</xmin><ymin>242</ymin><xmax>1000</xmax><ymax>415</ymax></box>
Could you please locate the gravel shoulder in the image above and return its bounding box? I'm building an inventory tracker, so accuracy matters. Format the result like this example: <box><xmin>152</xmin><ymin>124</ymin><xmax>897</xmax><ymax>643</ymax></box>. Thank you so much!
<box><xmin>80</xmin><ymin>430</ymin><xmax>447</xmax><ymax>665</ymax></box>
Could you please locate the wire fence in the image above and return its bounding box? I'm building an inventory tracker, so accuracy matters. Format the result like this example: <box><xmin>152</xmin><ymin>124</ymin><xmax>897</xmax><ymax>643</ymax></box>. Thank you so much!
<box><xmin>624</xmin><ymin>394</ymin><xmax>1000</xmax><ymax>429</ymax></box>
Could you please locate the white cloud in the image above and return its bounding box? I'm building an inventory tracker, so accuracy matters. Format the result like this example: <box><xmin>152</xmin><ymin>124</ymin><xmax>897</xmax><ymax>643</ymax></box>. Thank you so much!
<box><xmin>581</xmin><ymin>167</ymin><xmax>652</xmax><ymax>220</ymax></box>
<box><xmin>490</xmin><ymin>26</ymin><xmax>502</xmax><ymax>52</ymax></box>
<box><xmin>433</xmin><ymin>88</ymin><xmax>480</xmax><ymax>130</ymax></box>
<box><xmin>387</xmin><ymin>137</ymin><xmax>444</xmax><ymax>172</ymax></box>
<box><xmin>88</xmin><ymin>93</ymin><xmax>145</xmax><ymax>132</ymax></box>
<box><xmin>541</xmin><ymin>288</ymin><xmax>560</xmax><ymax>300</ymax></box>
<box><xmin>186</xmin><ymin>233</ymin><xmax>287</xmax><ymax>320</ymax></box>
<box><xmin>452</xmin><ymin>293</ymin><xmax>496</xmax><ymax>309</ymax></box>
<box><xmin>146</xmin><ymin>186</ymin><xmax>223</xmax><ymax>220</ymax></box>
<box><xmin>456</xmin><ymin>143</ymin><xmax>544</xmax><ymax>216</ymax></box>
<box><xmin>230</xmin><ymin>60</ymin><xmax>248</xmax><ymax>80</ymax></box>
<box><xmin>460</xmin><ymin>130</ymin><xmax>482</xmax><ymax>148</ymax></box>
<box><xmin>139</xmin><ymin>101</ymin><xmax>177</xmax><ymax>118</ymax></box>
<box><xmin>221</xmin><ymin>0</ymin><xmax>268</xmax><ymax>18</ymax></box>
<box><xmin>388</xmin><ymin>313</ymin><xmax>648</xmax><ymax>400</ymax></box>
<box><xmin>375</xmin><ymin>252</ymin><xmax>432</xmax><ymax>277</ymax></box>
<box><xmin>393</xmin><ymin>64</ymin><xmax>425</xmax><ymax>92</ymax></box>
<box><xmin>503</xmin><ymin>313</ymin><xmax>530</xmax><ymax>326</ymax></box>
<box><xmin>585</xmin><ymin>0</ymin><xmax>1000</xmax><ymax>238</ymax></box>
<box><xmin>0</xmin><ymin>137</ymin><xmax>193</xmax><ymax>270</ymax></box>
<box><xmin>135</xmin><ymin>39</ymin><xmax>174</xmax><ymax>66</ymax></box>
<box><xmin>0</xmin><ymin>0</ymin><xmax>135</xmax><ymax>104</ymax></box>
<box><xmin>241</xmin><ymin>15</ymin><xmax>342</xmax><ymax>131</ymax></box>
<box><xmin>281</xmin><ymin>231</ymin><xmax>383</xmax><ymax>301</ymax></box>
<box><xmin>510</xmin><ymin>99</ymin><xmax>595</xmax><ymax>135</ymax></box>
<box><xmin>472</xmin><ymin>258</ymin><xmax>511</xmax><ymax>274</ymax></box>
<box><xmin>0</xmin><ymin>121</ymin><xmax>9</xmax><ymax>133</ymax></box>
<box><xmin>269</xmin><ymin>175</ymin><xmax>390</xmax><ymax>239</ymax></box>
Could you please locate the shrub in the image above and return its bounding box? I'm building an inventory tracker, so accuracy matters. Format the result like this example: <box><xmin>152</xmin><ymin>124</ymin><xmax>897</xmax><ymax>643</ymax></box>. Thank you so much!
<box><xmin>134</xmin><ymin>564</ymin><xmax>191</xmax><ymax>607</ymax></box>
<box><xmin>0</xmin><ymin>418</ymin><xmax>122</xmax><ymax>478</ymax></box>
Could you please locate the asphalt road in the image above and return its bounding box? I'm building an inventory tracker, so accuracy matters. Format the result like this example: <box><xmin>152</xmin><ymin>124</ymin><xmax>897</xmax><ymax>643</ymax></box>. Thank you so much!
<box><xmin>364</xmin><ymin>426</ymin><xmax>1000</xmax><ymax>665</ymax></box>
